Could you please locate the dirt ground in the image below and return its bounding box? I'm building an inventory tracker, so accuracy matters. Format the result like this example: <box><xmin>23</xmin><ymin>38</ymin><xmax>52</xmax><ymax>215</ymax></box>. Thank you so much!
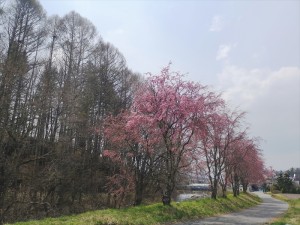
<box><xmin>282</xmin><ymin>193</ymin><xmax>300</xmax><ymax>199</ymax></box>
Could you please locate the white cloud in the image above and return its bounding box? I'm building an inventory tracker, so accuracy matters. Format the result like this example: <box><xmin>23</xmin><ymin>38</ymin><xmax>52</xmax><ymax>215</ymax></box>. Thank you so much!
<box><xmin>209</xmin><ymin>15</ymin><xmax>223</xmax><ymax>32</ymax></box>
<box><xmin>216</xmin><ymin>44</ymin><xmax>232</xmax><ymax>61</ymax></box>
<box><xmin>217</xmin><ymin>65</ymin><xmax>300</xmax><ymax>169</ymax></box>
<box><xmin>218</xmin><ymin>66</ymin><xmax>299</xmax><ymax>107</ymax></box>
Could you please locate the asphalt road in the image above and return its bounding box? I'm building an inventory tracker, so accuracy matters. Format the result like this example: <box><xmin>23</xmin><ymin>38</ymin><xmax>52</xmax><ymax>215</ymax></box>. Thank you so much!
<box><xmin>176</xmin><ymin>192</ymin><xmax>288</xmax><ymax>225</ymax></box>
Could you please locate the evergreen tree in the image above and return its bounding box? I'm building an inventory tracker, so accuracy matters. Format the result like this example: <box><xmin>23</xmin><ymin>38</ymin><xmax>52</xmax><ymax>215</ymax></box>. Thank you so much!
<box><xmin>276</xmin><ymin>172</ymin><xmax>293</xmax><ymax>193</ymax></box>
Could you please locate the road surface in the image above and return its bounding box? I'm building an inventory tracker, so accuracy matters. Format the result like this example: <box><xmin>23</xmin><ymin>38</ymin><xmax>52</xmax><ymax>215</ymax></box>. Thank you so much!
<box><xmin>176</xmin><ymin>192</ymin><xmax>288</xmax><ymax>225</ymax></box>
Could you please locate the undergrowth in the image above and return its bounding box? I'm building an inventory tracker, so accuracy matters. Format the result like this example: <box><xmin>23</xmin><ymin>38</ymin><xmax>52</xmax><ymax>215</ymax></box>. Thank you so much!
<box><xmin>10</xmin><ymin>193</ymin><xmax>261</xmax><ymax>225</ymax></box>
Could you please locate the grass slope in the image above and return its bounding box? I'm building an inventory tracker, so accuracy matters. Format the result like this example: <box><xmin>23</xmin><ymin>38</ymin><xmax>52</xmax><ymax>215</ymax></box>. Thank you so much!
<box><xmin>269</xmin><ymin>194</ymin><xmax>300</xmax><ymax>225</ymax></box>
<box><xmin>10</xmin><ymin>193</ymin><xmax>261</xmax><ymax>225</ymax></box>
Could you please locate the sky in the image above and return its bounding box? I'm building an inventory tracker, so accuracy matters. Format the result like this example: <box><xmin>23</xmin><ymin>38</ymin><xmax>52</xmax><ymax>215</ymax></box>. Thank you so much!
<box><xmin>39</xmin><ymin>0</ymin><xmax>300</xmax><ymax>171</ymax></box>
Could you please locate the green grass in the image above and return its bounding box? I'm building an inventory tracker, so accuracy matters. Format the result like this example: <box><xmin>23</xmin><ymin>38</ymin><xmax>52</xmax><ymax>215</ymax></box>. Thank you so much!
<box><xmin>269</xmin><ymin>194</ymin><xmax>300</xmax><ymax>225</ymax></box>
<box><xmin>9</xmin><ymin>193</ymin><xmax>261</xmax><ymax>225</ymax></box>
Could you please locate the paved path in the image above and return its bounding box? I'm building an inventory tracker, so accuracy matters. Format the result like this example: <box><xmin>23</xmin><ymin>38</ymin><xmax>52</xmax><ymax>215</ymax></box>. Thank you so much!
<box><xmin>176</xmin><ymin>192</ymin><xmax>288</xmax><ymax>225</ymax></box>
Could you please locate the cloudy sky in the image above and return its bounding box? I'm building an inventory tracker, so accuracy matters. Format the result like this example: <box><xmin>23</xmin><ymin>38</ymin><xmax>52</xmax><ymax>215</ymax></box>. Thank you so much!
<box><xmin>39</xmin><ymin>0</ymin><xmax>300</xmax><ymax>171</ymax></box>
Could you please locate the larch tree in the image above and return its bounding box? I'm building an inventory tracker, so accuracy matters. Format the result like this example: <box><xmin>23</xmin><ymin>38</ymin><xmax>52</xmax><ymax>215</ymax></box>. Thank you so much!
<box><xmin>0</xmin><ymin>1</ymin><xmax>140</xmax><ymax>221</ymax></box>
<box><xmin>0</xmin><ymin>0</ymin><xmax>46</xmax><ymax>222</ymax></box>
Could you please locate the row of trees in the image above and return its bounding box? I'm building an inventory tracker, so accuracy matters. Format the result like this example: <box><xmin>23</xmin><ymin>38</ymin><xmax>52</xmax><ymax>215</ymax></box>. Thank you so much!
<box><xmin>0</xmin><ymin>0</ymin><xmax>266</xmax><ymax>223</ymax></box>
<box><xmin>0</xmin><ymin>0</ymin><xmax>140</xmax><ymax>223</ymax></box>
<box><xmin>103</xmin><ymin>65</ymin><xmax>266</xmax><ymax>206</ymax></box>
<box><xmin>268</xmin><ymin>169</ymin><xmax>300</xmax><ymax>194</ymax></box>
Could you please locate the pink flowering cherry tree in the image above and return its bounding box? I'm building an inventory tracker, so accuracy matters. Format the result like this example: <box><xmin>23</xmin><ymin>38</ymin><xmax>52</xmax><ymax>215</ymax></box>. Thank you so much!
<box><xmin>104</xmin><ymin>111</ymin><xmax>162</xmax><ymax>206</ymax></box>
<box><xmin>129</xmin><ymin>65</ymin><xmax>222</xmax><ymax>205</ymax></box>
<box><xmin>198</xmin><ymin>108</ymin><xmax>246</xmax><ymax>199</ymax></box>
<box><xmin>104</xmin><ymin>65</ymin><xmax>223</xmax><ymax>205</ymax></box>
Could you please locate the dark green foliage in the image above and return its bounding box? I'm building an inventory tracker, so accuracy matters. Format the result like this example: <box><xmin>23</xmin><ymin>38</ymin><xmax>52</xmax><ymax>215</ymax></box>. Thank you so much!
<box><xmin>275</xmin><ymin>172</ymin><xmax>294</xmax><ymax>193</ymax></box>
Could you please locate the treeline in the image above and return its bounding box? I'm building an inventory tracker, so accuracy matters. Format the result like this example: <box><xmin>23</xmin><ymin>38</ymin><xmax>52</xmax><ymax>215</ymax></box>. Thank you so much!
<box><xmin>0</xmin><ymin>0</ymin><xmax>140</xmax><ymax>223</ymax></box>
<box><xmin>266</xmin><ymin>168</ymin><xmax>300</xmax><ymax>194</ymax></box>
<box><xmin>0</xmin><ymin>0</ymin><xmax>267</xmax><ymax>224</ymax></box>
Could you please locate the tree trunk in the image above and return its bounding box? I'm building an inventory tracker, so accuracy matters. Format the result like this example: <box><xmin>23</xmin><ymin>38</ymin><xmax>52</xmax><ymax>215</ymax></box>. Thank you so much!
<box><xmin>162</xmin><ymin>179</ymin><xmax>173</xmax><ymax>205</ymax></box>
<box><xmin>211</xmin><ymin>187</ymin><xmax>217</xmax><ymax>199</ymax></box>
<box><xmin>221</xmin><ymin>185</ymin><xmax>227</xmax><ymax>198</ymax></box>
<box><xmin>0</xmin><ymin>167</ymin><xmax>6</xmax><ymax>225</ymax></box>
<box><xmin>211</xmin><ymin>176</ymin><xmax>218</xmax><ymax>199</ymax></box>
<box><xmin>162</xmin><ymin>192</ymin><xmax>171</xmax><ymax>206</ymax></box>
<box><xmin>242</xmin><ymin>183</ymin><xmax>248</xmax><ymax>193</ymax></box>
<box><xmin>233</xmin><ymin>174</ymin><xmax>240</xmax><ymax>197</ymax></box>
<box><xmin>134</xmin><ymin>182</ymin><xmax>143</xmax><ymax>206</ymax></box>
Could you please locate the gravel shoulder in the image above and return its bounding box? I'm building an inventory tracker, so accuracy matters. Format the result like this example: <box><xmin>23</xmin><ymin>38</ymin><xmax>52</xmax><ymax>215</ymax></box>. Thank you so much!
<box><xmin>175</xmin><ymin>192</ymin><xmax>288</xmax><ymax>225</ymax></box>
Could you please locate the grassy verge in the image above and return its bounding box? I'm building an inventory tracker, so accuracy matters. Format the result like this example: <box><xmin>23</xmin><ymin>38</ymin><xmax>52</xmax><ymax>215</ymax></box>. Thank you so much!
<box><xmin>269</xmin><ymin>194</ymin><xmax>300</xmax><ymax>225</ymax></box>
<box><xmin>10</xmin><ymin>193</ymin><xmax>261</xmax><ymax>225</ymax></box>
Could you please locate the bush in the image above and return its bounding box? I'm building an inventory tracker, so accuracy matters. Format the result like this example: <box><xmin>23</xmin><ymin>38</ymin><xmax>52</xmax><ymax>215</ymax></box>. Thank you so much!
<box><xmin>271</xmin><ymin>189</ymin><xmax>282</xmax><ymax>194</ymax></box>
<box><xmin>270</xmin><ymin>185</ymin><xmax>282</xmax><ymax>194</ymax></box>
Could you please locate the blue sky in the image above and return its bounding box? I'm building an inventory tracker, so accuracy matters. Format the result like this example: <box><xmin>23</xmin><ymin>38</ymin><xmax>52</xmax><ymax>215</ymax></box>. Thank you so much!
<box><xmin>39</xmin><ymin>0</ymin><xmax>300</xmax><ymax>171</ymax></box>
